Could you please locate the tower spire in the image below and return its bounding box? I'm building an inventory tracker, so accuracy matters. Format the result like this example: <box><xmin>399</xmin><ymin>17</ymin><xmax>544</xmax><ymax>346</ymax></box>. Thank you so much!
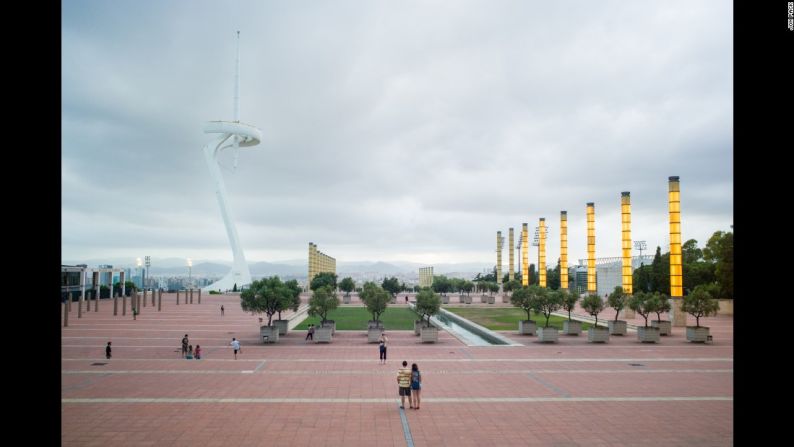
<box><xmin>234</xmin><ymin>30</ymin><xmax>240</xmax><ymax>122</ymax></box>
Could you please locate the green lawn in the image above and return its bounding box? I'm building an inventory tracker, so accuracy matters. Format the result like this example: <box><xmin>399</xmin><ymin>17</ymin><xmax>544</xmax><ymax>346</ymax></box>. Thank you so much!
<box><xmin>294</xmin><ymin>306</ymin><xmax>419</xmax><ymax>330</ymax></box>
<box><xmin>444</xmin><ymin>307</ymin><xmax>592</xmax><ymax>331</ymax></box>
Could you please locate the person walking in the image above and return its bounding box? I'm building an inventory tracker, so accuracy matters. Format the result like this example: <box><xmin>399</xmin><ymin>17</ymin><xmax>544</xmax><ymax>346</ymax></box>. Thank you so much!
<box><xmin>186</xmin><ymin>344</ymin><xmax>194</xmax><ymax>359</ymax></box>
<box><xmin>220</xmin><ymin>305</ymin><xmax>225</xmax><ymax>316</ymax></box>
<box><xmin>195</xmin><ymin>345</ymin><xmax>202</xmax><ymax>360</ymax></box>
<box><xmin>410</xmin><ymin>363</ymin><xmax>422</xmax><ymax>409</ymax></box>
<box><xmin>378</xmin><ymin>332</ymin><xmax>388</xmax><ymax>364</ymax></box>
<box><xmin>231</xmin><ymin>337</ymin><xmax>241</xmax><ymax>359</ymax></box>
<box><xmin>397</xmin><ymin>361</ymin><xmax>412</xmax><ymax>409</ymax></box>
<box><xmin>105</xmin><ymin>341</ymin><xmax>112</xmax><ymax>360</ymax></box>
<box><xmin>305</xmin><ymin>324</ymin><xmax>315</xmax><ymax>342</ymax></box>
<box><xmin>181</xmin><ymin>334</ymin><xmax>189</xmax><ymax>358</ymax></box>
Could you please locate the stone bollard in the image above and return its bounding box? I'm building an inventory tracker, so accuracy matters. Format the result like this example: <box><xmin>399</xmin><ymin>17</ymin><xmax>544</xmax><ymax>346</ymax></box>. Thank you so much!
<box><xmin>198</xmin><ymin>289</ymin><xmax>201</xmax><ymax>304</ymax></box>
<box><xmin>86</xmin><ymin>293</ymin><xmax>91</xmax><ymax>312</ymax></box>
<box><xmin>143</xmin><ymin>289</ymin><xmax>147</xmax><ymax>307</ymax></box>
<box><xmin>152</xmin><ymin>289</ymin><xmax>155</xmax><ymax>307</ymax></box>
<box><xmin>122</xmin><ymin>293</ymin><xmax>127</xmax><ymax>316</ymax></box>
<box><xmin>176</xmin><ymin>290</ymin><xmax>180</xmax><ymax>305</ymax></box>
<box><xmin>157</xmin><ymin>289</ymin><xmax>162</xmax><ymax>311</ymax></box>
<box><xmin>113</xmin><ymin>293</ymin><xmax>118</xmax><ymax>316</ymax></box>
<box><xmin>68</xmin><ymin>295</ymin><xmax>72</xmax><ymax>312</ymax></box>
<box><xmin>95</xmin><ymin>290</ymin><xmax>99</xmax><ymax>312</ymax></box>
<box><xmin>190</xmin><ymin>288</ymin><xmax>193</xmax><ymax>304</ymax></box>
<box><xmin>64</xmin><ymin>300</ymin><xmax>69</xmax><ymax>327</ymax></box>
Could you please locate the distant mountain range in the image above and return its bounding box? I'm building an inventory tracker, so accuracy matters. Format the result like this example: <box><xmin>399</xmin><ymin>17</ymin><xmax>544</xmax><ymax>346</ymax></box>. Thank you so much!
<box><xmin>62</xmin><ymin>257</ymin><xmax>494</xmax><ymax>277</ymax></box>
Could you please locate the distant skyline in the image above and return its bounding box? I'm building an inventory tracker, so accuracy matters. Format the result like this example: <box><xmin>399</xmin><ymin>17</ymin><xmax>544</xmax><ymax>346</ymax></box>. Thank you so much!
<box><xmin>62</xmin><ymin>0</ymin><xmax>732</xmax><ymax>266</ymax></box>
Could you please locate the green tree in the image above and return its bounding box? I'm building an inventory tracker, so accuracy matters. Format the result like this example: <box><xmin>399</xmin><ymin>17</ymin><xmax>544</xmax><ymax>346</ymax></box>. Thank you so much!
<box><xmin>681</xmin><ymin>284</ymin><xmax>720</xmax><ymax>327</ymax></box>
<box><xmin>581</xmin><ymin>294</ymin><xmax>605</xmax><ymax>327</ymax></box>
<box><xmin>650</xmin><ymin>246</ymin><xmax>670</xmax><ymax>293</ymax></box>
<box><xmin>280</xmin><ymin>279</ymin><xmax>302</xmax><ymax>320</ymax></box>
<box><xmin>460</xmin><ymin>280</ymin><xmax>474</xmax><ymax>295</ymax></box>
<box><xmin>100</xmin><ymin>285</ymin><xmax>110</xmax><ymax>298</ymax></box>
<box><xmin>652</xmin><ymin>292</ymin><xmax>671</xmax><ymax>322</ymax></box>
<box><xmin>360</xmin><ymin>282</ymin><xmax>390</xmax><ymax>323</ymax></box>
<box><xmin>240</xmin><ymin>276</ymin><xmax>294</xmax><ymax>326</ymax></box>
<box><xmin>381</xmin><ymin>276</ymin><xmax>402</xmax><ymax>297</ymax></box>
<box><xmin>310</xmin><ymin>272</ymin><xmax>338</xmax><ymax>291</ymax></box>
<box><xmin>531</xmin><ymin>287</ymin><xmax>562</xmax><ymax>328</ymax></box>
<box><xmin>607</xmin><ymin>286</ymin><xmax>628</xmax><ymax>321</ymax></box>
<box><xmin>628</xmin><ymin>291</ymin><xmax>660</xmax><ymax>327</ymax></box>
<box><xmin>560</xmin><ymin>288</ymin><xmax>579</xmax><ymax>321</ymax></box>
<box><xmin>546</xmin><ymin>260</ymin><xmax>561</xmax><ymax>290</ymax></box>
<box><xmin>308</xmin><ymin>285</ymin><xmax>339</xmax><ymax>324</ymax></box>
<box><xmin>510</xmin><ymin>286</ymin><xmax>534</xmax><ymax>321</ymax></box>
<box><xmin>339</xmin><ymin>277</ymin><xmax>356</xmax><ymax>297</ymax></box>
<box><xmin>233</xmin><ymin>283</ymin><xmax>238</xmax><ymax>292</ymax></box>
<box><xmin>703</xmin><ymin>231</ymin><xmax>733</xmax><ymax>299</ymax></box>
<box><xmin>503</xmin><ymin>279</ymin><xmax>520</xmax><ymax>293</ymax></box>
<box><xmin>431</xmin><ymin>275</ymin><xmax>452</xmax><ymax>295</ymax></box>
<box><xmin>633</xmin><ymin>263</ymin><xmax>652</xmax><ymax>293</ymax></box>
<box><xmin>415</xmin><ymin>289</ymin><xmax>441</xmax><ymax>324</ymax></box>
<box><xmin>528</xmin><ymin>264</ymin><xmax>538</xmax><ymax>285</ymax></box>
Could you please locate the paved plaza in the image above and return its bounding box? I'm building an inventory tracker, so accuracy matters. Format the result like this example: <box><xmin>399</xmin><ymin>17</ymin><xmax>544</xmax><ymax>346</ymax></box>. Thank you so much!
<box><xmin>62</xmin><ymin>293</ymin><xmax>733</xmax><ymax>446</ymax></box>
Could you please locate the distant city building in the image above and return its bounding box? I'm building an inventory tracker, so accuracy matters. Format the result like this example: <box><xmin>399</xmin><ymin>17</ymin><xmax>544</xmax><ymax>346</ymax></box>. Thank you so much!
<box><xmin>98</xmin><ymin>264</ymin><xmax>114</xmax><ymax>286</ymax></box>
<box><xmin>307</xmin><ymin>242</ymin><xmax>336</xmax><ymax>285</ymax></box>
<box><xmin>572</xmin><ymin>255</ymin><xmax>653</xmax><ymax>297</ymax></box>
<box><xmin>419</xmin><ymin>267</ymin><xmax>434</xmax><ymax>288</ymax></box>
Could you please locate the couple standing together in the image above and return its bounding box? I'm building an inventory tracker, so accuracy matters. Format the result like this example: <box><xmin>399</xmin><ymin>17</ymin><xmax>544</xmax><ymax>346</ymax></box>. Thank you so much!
<box><xmin>397</xmin><ymin>360</ymin><xmax>422</xmax><ymax>410</ymax></box>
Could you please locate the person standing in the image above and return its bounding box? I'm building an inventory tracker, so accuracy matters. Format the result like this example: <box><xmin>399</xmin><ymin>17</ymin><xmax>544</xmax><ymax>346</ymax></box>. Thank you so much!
<box><xmin>220</xmin><ymin>305</ymin><xmax>225</xmax><ymax>316</ymax></box>
<box><xmin>195</xmin><ymin>345</ymin><xmax>202</xmax><ymax>360</ymax></box>
<box><xmin>181</xmin><ymin>334</ymin><xmax>189</xmax><ymax>358</ymax></box>
<box><xmin>231</xmin><ymin>337</ymin><xmax>241</xmax><ymax>359</ymax></box>
<box><xmin>305</xmin><ymin>324</ymin><xmax>315</xmax><ymax>342</ymax></box>
<box><xmin>410</xmin><ymin>363</ymin><xmax>422</xmax><ymax>409</ymax></box>
<box><xmin>378</xmin><ymin>332</ymin><xmax>388</xmax><ymax>364</ymax></box>
<box><xmin>397</xmin><ymin>360</ymin><xmax>412</xmax><ymax>409</ymax></box>
<box><xmin>105</xmin><ymin>341</ymin><xmax>112</xmax><ymax>360</ymax></box>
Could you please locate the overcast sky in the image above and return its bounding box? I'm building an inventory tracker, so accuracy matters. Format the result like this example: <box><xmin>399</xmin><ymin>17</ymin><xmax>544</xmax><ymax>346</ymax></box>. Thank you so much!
<box><xmin>62</xmin><ymin>0</ymin><xmax>732</xmax><ymax>268</ymax></box>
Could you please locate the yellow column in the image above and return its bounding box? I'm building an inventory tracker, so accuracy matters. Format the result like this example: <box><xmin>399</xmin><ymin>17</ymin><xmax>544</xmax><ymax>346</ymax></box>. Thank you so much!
<box><xmin>496</xmin><ymin>231</ymin><xmax>503</xmax><ymax>288</ymax></box>
<box><xmin>538</xmin><ymin>218</ymin><xmax>546</xmax><ymax>287</ymax></box>
<box><xmin>508</xmin><ymin>228</ymin><xmax>515</xmax><ymax>282</ymax></box>
<box><xmin>521</xmin><ymin>223</ymin><xmax>529</xmax><ymax>286</ymax></box>
<box><xmin>586</xmin><ymin>203</ymin><xmax>596</xmax><ymax>294</ymax></box>
<box><xmin>560</xmin><ymin>211</ymin><xmax>568</xmax><ymax>290</ymax></box>
<box><xmin>621</xmin><ymin>193</ymin><xmax>635</xmax><ymax>318</ymax></box>
<box><xmin>669</xmin><ymin>176</ymin><xmax>686</xmax><ymax>326</ymax></box>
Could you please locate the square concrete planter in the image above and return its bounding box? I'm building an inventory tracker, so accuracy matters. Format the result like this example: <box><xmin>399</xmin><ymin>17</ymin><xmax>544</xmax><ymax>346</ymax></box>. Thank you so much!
<box><xmin>651</xmin><ymin>320</ymin><xmax>671</xmax><ymax>336</ymax></box>
<box><xmin>518</xmin><ymin>320</ymin><xmax>536</xmax><ymax>335</ymax></box>
<box><xmin>536</xmin><ymin>327</ymin><xmax>559</xmax><ymax>343</ymax></box>
<box><xmin>588</xmin><ymin>327</ymin><xmax>610</xmax><ymax>343</ymax></box>
<box><xmin>321</xmin><ymin>320</ymin><xmax>336</xmax><ymax>335</ymax></box>
<box><xmin>273</xmin><ymin>319</ymin><xmax>289</xmax><ymax>336</ymax></box>
<box><xmin>686</xmin><ymin>326</ymin><xmax>710</xmax><ymax>343</ymax></box>
<box><xmin>563</xmin><ymin>320</ymin><xmax>582</xmax><ymax>336</ymax></box>
<box><xmin>343</xmin><ymin>295</ymin><xmax>351</xmax><ymax>304</ymax></box>
<box><xmin>502</xmin><ymin>295</ymin><xmax>510</xmax><ymax>303</ymax></box>
<box><xmin>260</xmin><ymin>325</ymin><xmax>280</xmax><ymax>343</ymax></box>
<box><xmin>480</xmin><ymin>295</ymin><xmax>489</xmax><ymax>303</ymax></box>
<box><xmin>464</xmin><ymin>296</ymin><xmax>472</xmax><ymax>304</ymax></box>
<box><xmin>414</xmin><ymin>320</ymin><xmax>426</xmax><ymax>335</ymax></box>
<box><xmin>637</xmin><ymin>326</ymin><xmax>660</xmax><ymax>343</ymax></box>
<box><xmin>315</xmin><ymin>326</ymin><xmax>332</xmax><ymax>343</ymax></box>
<box><xmin>608</xmin><ymin>320</ymin><xmax>627</xmax><ymax>336</ymax></box>
<box><xmin>420</xmin><ymin>326</ymin><xmax>438</xmax><ymax>343</ymax></box>
<box><xmin>368</xmin><ymin>328</ymin><xmax>383</xmax><ymax>343</ymax></box>
<box><xmin>488</xmin><ymin>296</ymin><xmax>495</xmax><ymax>304</ymax></box>
<box><xmin>442</xmin><ymin>295</ymin><xmax>449</xmax><ymax>304</ymax></box>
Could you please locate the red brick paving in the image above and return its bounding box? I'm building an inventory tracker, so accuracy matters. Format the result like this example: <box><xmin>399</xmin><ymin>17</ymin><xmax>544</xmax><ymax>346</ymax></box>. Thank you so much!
<box><xmin>63</xmin><ymin>293</ymin><xmax>733</xmax><ymax>446</ymax></box>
